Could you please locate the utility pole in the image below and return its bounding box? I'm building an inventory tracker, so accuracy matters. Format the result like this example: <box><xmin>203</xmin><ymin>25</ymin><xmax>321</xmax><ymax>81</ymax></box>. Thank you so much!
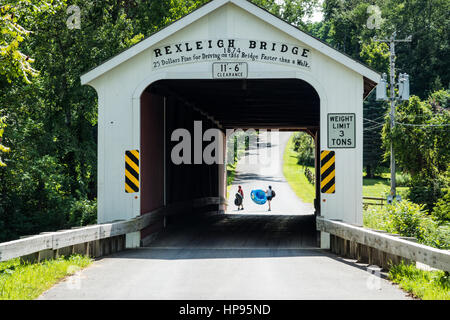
<box><xmin>375</xmin><ymin>32</ymin><xmax>411</xmax><ymax>199</ymax></box>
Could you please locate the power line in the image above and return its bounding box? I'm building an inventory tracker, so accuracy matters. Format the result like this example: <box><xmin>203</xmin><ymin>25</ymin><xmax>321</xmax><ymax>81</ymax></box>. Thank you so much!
<box><xmin>364</xmin><ymin>124</ymin><xmax>385</xmax><ymax>131</ymax></box>
<box><xmin>395</xmin><ymin>122</ymin><xmax>450</xmax><ymax>127</ymax></box>
<box><xmin>363</xmin><ymin>118</ymin><xmax>385</xmax><ymax>125</ymax></box>
<box><xmin>363</xmin><ymin>114</ymin><xmax>387</xmax><ymax>122</ymax></box>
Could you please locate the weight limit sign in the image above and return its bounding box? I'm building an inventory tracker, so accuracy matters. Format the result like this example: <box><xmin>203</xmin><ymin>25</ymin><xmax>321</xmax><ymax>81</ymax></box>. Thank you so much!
<box><xmin>327</xmin><ymin>113</ymin><xmax>355</xmax><ymax>148</ymax></box>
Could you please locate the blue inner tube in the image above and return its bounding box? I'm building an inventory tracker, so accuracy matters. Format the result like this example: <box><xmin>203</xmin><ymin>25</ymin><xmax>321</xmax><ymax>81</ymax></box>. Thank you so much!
<box><xmin>251</xmin><ymin>189</ymin><xmax>267</xmax><ymax>205</ymax></box>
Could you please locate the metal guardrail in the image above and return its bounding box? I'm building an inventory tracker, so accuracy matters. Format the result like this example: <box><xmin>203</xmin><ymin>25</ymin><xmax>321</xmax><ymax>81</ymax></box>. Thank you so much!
<box><xmin>0</xmin><ymin>197</ymin><xmax>224</xmax><ymax>262</ymax></box>
<box><xmin>316</xmin><ymin>216</ymin><xmax>450</xmax><ymax>272</ymax></box>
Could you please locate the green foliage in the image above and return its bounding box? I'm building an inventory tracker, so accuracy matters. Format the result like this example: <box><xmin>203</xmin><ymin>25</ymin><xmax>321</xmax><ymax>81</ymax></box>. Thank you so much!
<box><xmin>408</xmin><ymin>173</ymin><xmax>448</xmax><ymax>212</ymax></box>
<box><xmin>68</xmin><ymin>199</ymin><xmax>97</xmax><ymax>226</ymax></box>
<box><xmin>225</xmin><ymin>130</ymin><xmax>259</xmax><ymax>192</ymax></box>
<box><xmin>250</xmin><ymin>0</ymin><xmax>320</xmax><ymax>28</ymax></box>
<box><xmin>380</xmin><ymin>90</ymin><xmax>450</xmax><ymax>209</ymax></box>
<box><xmin>292</xmin><ymin>132</ymin><xmax>315</xmax><ymax>166</ymax></box>
<box><xmin>0</xmin><ymin>0</ymin><xmax>211</xmax><ymax>242</ymax></box>
<box><xmin>387</xmin><ymin>201</ymin><xmax>428</xmax><ymax>240</ymax></box>
<box><xmin>432</xmin><ymin>188</ymin><xmax>450</xmax><ymax>224</ymax></box>
<box><xmin>388</xmin><ymin>262</ymin><xmax>450</xmax><ymax>300</ymax></box>
<box><xmin>383</xmin><ymin>92</ymin><xmax>450</xmax><ymax>177</ymax></box>
<box><xmin>0</xmin><ymin>1</ymin><xmax>65</xmax><ymax>83</ymax></box>
<box><xmin>363</xmin><ymin>98</ymin><xmax>388</xmax><ymax>177</ymax></box>
<box><xmin>363</xmin><ymin>200</ymin><xmax>450</xmax><ymax>250</ymax></box>
<box><xmin>360</xmin><ymin>41</ymin><xmax>389</xmax><ymax>72</ymax></box>
<box><xmin>360</xmin><ymin>41</ymin><xmax>390</xmax><ymax>177</ymax></box>
<box><xmin>283</xmin><ymin>134</ymin><xmax>315</xmax><ymax>203</ymax></box>
<box><xmin>321</xmin><ymin>0</ymin><xmax>450</xmax><ymax>98</ymax></box>
<box><xmin>0</xmin><ymin>254</ymin><xmax>92</xmax><ymax>300</ymax></box>
<box><xmin>0</xmin><ymin>115</ymin><xmax>10</xmax><ymax>166</ymax></box>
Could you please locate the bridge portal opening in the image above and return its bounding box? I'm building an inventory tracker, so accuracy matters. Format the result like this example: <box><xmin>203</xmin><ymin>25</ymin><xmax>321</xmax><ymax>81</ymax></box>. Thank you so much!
<box><xmin>139</xmin><ymin>78</ymin><xmax>321</xmax><ymax>247</ymax></box>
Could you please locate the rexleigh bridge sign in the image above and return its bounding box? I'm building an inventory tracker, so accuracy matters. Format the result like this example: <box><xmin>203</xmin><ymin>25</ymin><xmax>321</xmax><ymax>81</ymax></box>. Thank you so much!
<box><xmin>152</xmin><ymin>38</ymin><xmax>311</xmax><ymax>71</ymax></box>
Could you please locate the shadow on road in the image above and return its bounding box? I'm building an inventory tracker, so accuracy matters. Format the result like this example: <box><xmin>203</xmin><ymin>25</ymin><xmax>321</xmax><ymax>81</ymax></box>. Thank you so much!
<box><xmin>232</xmin><ymin>173</ymin><xmax>285</xmax><ymax>183</ymax></box>
<box><xmin>127</xmin><ymin>214</ymin><xmax>319</xmax><ymax>261</ymax></box>
<box><xmin>105</xmin><ymin>247</ymin><xmax>324</xmax><ymax>260</ymax></box>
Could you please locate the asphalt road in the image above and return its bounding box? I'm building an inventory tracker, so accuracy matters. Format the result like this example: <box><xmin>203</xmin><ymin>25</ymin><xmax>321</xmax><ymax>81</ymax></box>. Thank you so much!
<box><xmin>39</xmin><ymin>246</ymin><xmax>409</xmax><ymax>299</ymax></box>
<box><xmin>39</xmin><ymin>132</ymin><xmax>410</xmax><ymax>300</ymax></box>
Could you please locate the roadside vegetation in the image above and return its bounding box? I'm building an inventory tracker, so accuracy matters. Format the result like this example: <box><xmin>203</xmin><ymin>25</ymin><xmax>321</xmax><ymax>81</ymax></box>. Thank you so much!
<box><xmin>226</xmin><ymin>130</ymin><xmax>258</xmax><ymax>197</ymax></box>
<box><xmin>389</xmin><ymin>262</ymin><xmax>450</xmax><ymax>300</ymax></box>
<box><xmin>0</xmin><ymin>255</ymin><xmax>92</xmax><ymax>300</ymax></box>
<box><xmin>362</xmin><ymin>173</ymin><xmax>409</xmax><ymax>198</ymax></box>
<box><xmin>282</xmin><ymin>134</ymin><xmax>315</xmax><ymax>203</ymax></box>
<box><xmin>282</xmin><ymin>132</ymin><xmax>408</xmax><ymax>202</ymax></box>
<box><xmin>364</xmin><ymin>200</ymin><xmax>450</xmax><ymax>250</ymax></box>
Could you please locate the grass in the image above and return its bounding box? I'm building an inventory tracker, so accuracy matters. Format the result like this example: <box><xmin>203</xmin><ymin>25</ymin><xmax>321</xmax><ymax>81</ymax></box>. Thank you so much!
<box><xmin>282</xmin><ymin>134</ymin><xmax>315</xmax><ymax>203</ymax></box>
<box><xmin>389</xmin><ymin>262</ymin><xmax>450</xmax><ymax>300</ymax></box>
<box><xmin>282</xmin><ymin>133</ymin><xmax>410</xmax><ymax>202</ymax></box>
<box><xmin>0</xmin><ymin>254</ymin><xmax>92</xmax><ymax>300</ymax></box>
<box><xmin>363</xmin><ymin>177</ymin><xmax>409</xmax><ymax>198</ymax></box>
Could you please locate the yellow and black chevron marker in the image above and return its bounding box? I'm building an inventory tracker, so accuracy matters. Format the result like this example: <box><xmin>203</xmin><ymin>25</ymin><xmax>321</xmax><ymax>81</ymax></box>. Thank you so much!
<box><xmin>125</xmin><ymin>150</ymin><xmax>139</xmax><ymax>193</ymax></box>
<box><xmin>320</xmin><ymin>150</ymin><xmax>335</xmax><ymax>194</ymax></box>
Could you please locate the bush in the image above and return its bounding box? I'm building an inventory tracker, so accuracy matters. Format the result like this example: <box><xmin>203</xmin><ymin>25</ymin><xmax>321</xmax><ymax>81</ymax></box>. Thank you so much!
<box><xmin>408</xmin><ymin>172</ymin><xmax>448</xmax><ymax>211</ymax></box>
<box><xmin>387</xmin><ymin>201</ymin><xmax>428</xmax><ymax>240</ymax></box>
<box><xmin>68</xmin><ymin>199</ymin><xmax>97</xmax><ymax>226</ymax></box>
<box><xmin>421</xmin><ymin>222</ymin><xmax>450</xmax><ymax>249</ymax></box>
<box><xmin>363</xmin><ymin>200</ymin><xmax>450</xmax><ymax>250</ymax></box>
<box><xmin>395</xmin><ymin>172</ymin><xmax>411</xmax><ymax>187</ymax></box>
<box><xmin>432</xmin><ymin>188</ymin><xmax>450</xmax><ymax>224</ymax></box>
<box><xmin>292</xmin><ymin>132</ymin><xmax>315</xmax><ymax>166</ymax></box>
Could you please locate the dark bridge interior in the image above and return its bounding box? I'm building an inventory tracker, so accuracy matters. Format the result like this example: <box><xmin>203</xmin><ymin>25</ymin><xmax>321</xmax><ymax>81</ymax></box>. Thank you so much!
<box><xmin>139</xmin><ymin>78</ymin><xmax>321</xmax><ymax>248</ymax></box>
<box><xmin>147</xmin><ymin>79</ymin><xmax>320</xmax><ymax>129</ymax></box>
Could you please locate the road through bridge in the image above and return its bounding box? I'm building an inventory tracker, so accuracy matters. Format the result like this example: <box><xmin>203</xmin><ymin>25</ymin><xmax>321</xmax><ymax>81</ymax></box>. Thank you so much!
<box><xmin>38</xmin><ymin>133</ymin><xmax>410</xmax><ymax>300</ymax></box>
<box><xmin>38</xmin><ymin>215</ymin><xmax>409</xmax><ymax>299</ymax></box>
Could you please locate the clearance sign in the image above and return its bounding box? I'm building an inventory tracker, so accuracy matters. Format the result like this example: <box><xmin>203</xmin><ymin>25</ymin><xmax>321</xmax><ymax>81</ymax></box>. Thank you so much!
<box><xmin>327</xmin><ymin>113</ymin><xmax>356</xmax><ymax>148</ymax></box>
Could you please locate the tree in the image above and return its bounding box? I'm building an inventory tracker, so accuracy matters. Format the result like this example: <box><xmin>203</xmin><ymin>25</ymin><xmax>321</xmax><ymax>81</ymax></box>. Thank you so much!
<box><xmin>360</xmin><ymin>41</ymin><xmax>390</xmax><ymax>177</ymax></box>
<box><xmin>382</xmin><ymin>90</ymin><xmax>450</xmax><ymax>209</ymax></box>
<box><xmin>250</xmin><ymin>0</ymin><xmax>320</xmax><ymax>28</ymax></box>
<box><xmin>1</xmin><ymin>1</ymin><xmax>39</xmax><ymax>83</ymax></box>
<box><xmin>321</xmin><ymin>0</ymin><xmax>450</xmax><ymax>99</ymax></box>
<box><xmin>0</xmin><ymin>0</ymin><xmax>211</xmax><ymax>242</ymax></box>
<box><xmin>383</xmin><ymin>91</ymin><xmax>450</xmax><ymax>176</ymax></box>
<box><xmin>292</xmin><ymin>132</ymin><xmax>315</xmax><ymax>166</ymax></box>
<box><xmin>1</xmin><ymin>1</ymin><xmax>65</xmax><ymax>168</ymax></box>
<box><xmin>0</xmin><ymin>115</ymin><xmax>10</xmax><ymax>166</ymax></box>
